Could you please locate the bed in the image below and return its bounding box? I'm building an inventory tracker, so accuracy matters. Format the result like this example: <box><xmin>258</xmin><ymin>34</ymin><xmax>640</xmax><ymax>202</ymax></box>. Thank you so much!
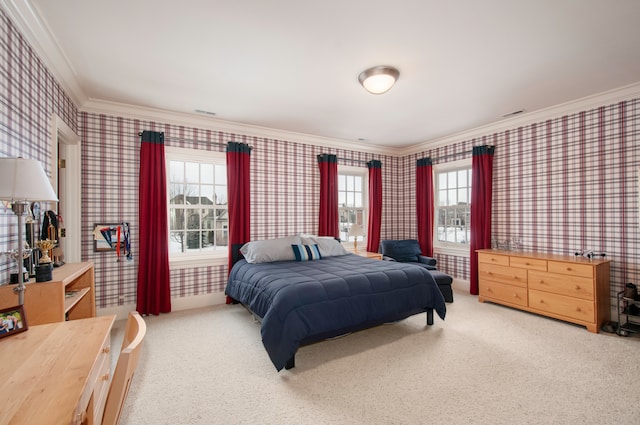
<box><xmin>225</xmin><ymin>236</ymin><xmax>446</xmax><ymax>371</ymax></box>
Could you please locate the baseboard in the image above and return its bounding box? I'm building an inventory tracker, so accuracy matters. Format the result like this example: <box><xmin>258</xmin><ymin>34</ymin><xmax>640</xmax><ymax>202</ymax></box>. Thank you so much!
<box><xmin>97</xmin><ymin>292</ymin><xmax>228</xmax><ymax>321</ymax></box>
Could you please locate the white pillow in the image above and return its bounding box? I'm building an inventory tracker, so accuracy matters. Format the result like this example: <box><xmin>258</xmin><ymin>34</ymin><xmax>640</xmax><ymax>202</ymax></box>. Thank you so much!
<box><xmin>300</xmin><ymin>234</ymin><xmax>348</xmax><ymax>257</ymax></box>
<box><xmin>240</xmin><ymin>235</ymin><xmax>302</xmax><ymax>263</ymax></box>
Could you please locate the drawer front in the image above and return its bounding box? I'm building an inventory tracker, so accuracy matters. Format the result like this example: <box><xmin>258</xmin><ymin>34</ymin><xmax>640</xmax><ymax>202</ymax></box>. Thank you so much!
<box><xmin>479</xmin><ymin>263</ymin><xmax>527</xmax><ymax>287</ymax></box>
<box><xmin>509</xmin><ymin>256</ymin><xmax>547</xmax><ymax>271</ymax></box>
<box><xmin>478</xmin><ymin>252</ymin><xmax>509</xmax><ymax>266</ymax></box>
<box><xmin>528</xmin><ymin>271</ymin><xmax>594</xmax><ymax>300</ymax></box>
<box><xmin>92</xmin><ymin>341</ymin><xmax>112</xmax><ymax>425</ymax></box>
<box><xmin>547</xmin><ymin>261</ymin><xmax>593</xmax><ymax>278</ymax></box>
<box><xmin>529</xmin><ymin>289</ymin><xmax>594</xmax><ymax>322</ymax></box>
<box><xmin>480</xmin><ymin>280</ymin><xmax>528</xmax><ymax>307</ymax></box>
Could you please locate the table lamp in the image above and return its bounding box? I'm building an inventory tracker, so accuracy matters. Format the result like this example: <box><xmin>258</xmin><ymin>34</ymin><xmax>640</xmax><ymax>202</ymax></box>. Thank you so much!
<box><xmin>348</xmin><ymin>223</ymin><xmax>366</xmax><ymax>252</ymax></box>
<box><xmin>0</xmin><ymin>157</ymin><xmax>58</xmax><ymax>305</ymax></box>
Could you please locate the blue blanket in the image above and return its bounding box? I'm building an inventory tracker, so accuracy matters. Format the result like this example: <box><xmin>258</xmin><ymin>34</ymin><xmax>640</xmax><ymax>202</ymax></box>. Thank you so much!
<box><xmin>226</xmin><ymin>254</ymin><xmax>446</xmax><ymax>371</ymax></box>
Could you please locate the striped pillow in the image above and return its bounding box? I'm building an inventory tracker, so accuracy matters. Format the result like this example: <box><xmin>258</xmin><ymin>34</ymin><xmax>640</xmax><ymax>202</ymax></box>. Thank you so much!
<box><xmin>291</xmin><ymin>244</ymin><xmax>322</xmax><ymax>261</ymax></box>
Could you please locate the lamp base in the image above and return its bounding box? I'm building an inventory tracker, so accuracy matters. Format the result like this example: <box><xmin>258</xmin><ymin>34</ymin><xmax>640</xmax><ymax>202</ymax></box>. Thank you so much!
<box><xmin>35</xmin><ymin>263</ymin><xmax>53</xmax><ymax>282</ymax></box>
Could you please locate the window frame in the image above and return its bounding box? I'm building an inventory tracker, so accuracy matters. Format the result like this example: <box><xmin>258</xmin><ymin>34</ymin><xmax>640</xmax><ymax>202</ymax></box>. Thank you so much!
<box><xmin>165</xmin><ymin>146</ymin><xmax>228</xmax><ymax>269</ymax></box>
<box><xmin>433</xmin><ymin>158</ymin><xmax>472</xmax><ymax>258</ymax></box>
<box><xmin>338</xmin><ymin>165</ymin><xmax>368</xmax><ymax>249</ymax></box>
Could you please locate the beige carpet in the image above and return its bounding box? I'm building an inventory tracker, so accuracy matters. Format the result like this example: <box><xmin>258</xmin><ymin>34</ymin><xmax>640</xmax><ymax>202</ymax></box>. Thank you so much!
<box><xmin>112</xmin><ymin>288</ymin><xmax>640</xmax><ymax>425</ymax></box>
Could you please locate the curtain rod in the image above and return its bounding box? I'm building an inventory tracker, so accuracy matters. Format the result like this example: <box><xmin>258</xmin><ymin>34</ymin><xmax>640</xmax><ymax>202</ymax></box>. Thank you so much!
<box><xmin>136</xmin><ymin>133</ymin><xmax>253</xmax><ymax>149</ymax></box>
<box><xmin>430</xmin><ymin>150</ymin><xmax>471</xmax><ymax>163</ymax></box>
<box><xmin>336</xmin><ymin>157</ymin><xmax>369</xmax><ymax>165</ymax></box>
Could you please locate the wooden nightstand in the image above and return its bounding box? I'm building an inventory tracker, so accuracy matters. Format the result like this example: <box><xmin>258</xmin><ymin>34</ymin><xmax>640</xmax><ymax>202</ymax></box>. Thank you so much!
<box><xmin>349</xmin><ymin>250</ymin><xmax>383</xmax><ymax>260</ymax></box>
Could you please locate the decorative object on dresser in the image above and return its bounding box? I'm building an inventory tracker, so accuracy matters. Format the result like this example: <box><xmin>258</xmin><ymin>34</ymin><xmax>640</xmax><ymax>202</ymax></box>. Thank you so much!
<box><xmin>477</xmin><ymin>249</ymin><xmax>611</xmax><ymax>333</ymax></box>
<box><xmin>0</xmin><ymin>157</ymin><xmax>58</xmax><ymax>305</ymax></box>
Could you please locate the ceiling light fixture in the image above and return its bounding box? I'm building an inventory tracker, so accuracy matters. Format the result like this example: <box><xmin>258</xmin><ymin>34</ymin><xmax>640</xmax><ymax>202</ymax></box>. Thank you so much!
<box><xmin>358</xmin><ymin>66</ymin><xmax>400</xmax><ymax>95</ymax></box>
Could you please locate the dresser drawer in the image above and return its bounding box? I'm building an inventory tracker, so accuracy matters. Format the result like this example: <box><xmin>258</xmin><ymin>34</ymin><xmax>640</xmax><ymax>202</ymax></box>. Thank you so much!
<box><xmin>478</xmin><ymin>252</ymin><xmax>509</xmax><ymax>266</ymax></box>
<box><xmin>547</xmin><ymin>261</ymin><xmax>593</xmax><ymax>278</ymax></box>
<box><xmin>528</xmin><ymin>271</ymin><xmax>594</xmax><ymax>300</ymax></box>
<box><xmin>480</xmin><ymin>280</ymin><xmax>528</xmax><ymax>307</ymax></box>
<box><xmin>479</xmin><ymin>263</ymin><xmax>527</xmax><ymax>287</ymax></box>
<box><xmin>529</xmin><ymin>289</ymin><xmax>595</xmax><ymax>322</ymax></box>
<box><xmin>509</xmin><ymin>256</ymin><xmax>547</xmax><ymax>271</ymax></box>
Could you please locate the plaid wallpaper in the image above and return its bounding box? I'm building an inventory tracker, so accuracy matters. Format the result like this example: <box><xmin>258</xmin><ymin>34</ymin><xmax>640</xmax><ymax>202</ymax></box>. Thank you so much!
<box><xmin>2</xmin><ymin>8</ymin><xmax>640</xmax><ymax>313</ymax></box>
<box><xmin>0</xmin><ymin>10</ymin><xmax>78</xmax><ymax>275</ymax></box>
<box><xmin>409</xmin><ymin>100</ymin><xmax>640</xmax><ymax>306</ymax></box>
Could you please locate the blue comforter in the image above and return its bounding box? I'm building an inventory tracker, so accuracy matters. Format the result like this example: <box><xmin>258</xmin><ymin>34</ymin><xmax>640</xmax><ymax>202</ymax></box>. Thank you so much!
<box><xmin>226</xmin><ymin>254</ymin><xmax>446</xmax><ymax>371</ymax></box>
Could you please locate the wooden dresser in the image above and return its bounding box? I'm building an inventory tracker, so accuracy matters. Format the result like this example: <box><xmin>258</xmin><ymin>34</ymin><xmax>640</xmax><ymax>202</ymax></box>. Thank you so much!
<box><xmin>0</xmin><ymin>262</ymin><xmax>95</xmax><ymax>325</ymax></box>
<box><xmin>477</xmin><ymin>249</ymin><xmax>610</xmax><ymax>333</ymax></box>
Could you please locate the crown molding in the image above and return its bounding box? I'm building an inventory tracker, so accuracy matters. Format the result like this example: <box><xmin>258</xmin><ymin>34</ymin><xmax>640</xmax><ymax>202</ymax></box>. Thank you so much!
<box><xmin>399</xmin><ymin>81</ymin><xmax>640</xmax><ymax>156</ymax></box>
<box><xmin>0</xmin><ymin>0</ymin><xmax>86</xmax><ymax>105</ymax></box>
<box><xmin>81</xmin><ymin>98</ymin><xmax>403</xmax><ymax>157</ymax></box>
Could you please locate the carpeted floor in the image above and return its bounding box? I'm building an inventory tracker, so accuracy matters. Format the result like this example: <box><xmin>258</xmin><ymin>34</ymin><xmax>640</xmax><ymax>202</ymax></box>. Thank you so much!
<box><xmin>112</xmin><ymin>287</ymin><xmax>640</xmax><ymax>425</ymax></box>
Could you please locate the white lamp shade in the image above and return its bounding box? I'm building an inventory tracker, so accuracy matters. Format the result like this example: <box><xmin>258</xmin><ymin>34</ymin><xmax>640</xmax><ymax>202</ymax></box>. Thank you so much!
<box><xmin>348</xmin><ymin>223</ymin><xmax>366</xmax><ymax>237</ymax></box>
<box><xmin>0</xmin><ymin>157</ymin><xmax>58</xmax><ymax>202</ymax></box>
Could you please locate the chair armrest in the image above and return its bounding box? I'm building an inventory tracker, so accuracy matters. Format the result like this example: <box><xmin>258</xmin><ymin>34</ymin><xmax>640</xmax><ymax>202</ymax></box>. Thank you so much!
<box><xmin>417</xmin><ymin>255</ymin><xmax>437</xmax><ymax>267</ymax></box>
<box><xmin>382</xmin><ymin>255</ymin><xmax>397</xmax><ymax>262</ymax></box>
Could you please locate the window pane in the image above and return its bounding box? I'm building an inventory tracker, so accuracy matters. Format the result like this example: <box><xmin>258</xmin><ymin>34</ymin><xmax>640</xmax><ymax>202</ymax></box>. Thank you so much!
<box><xmin>354</xmin><ymin>176</ymin><xmax>362</xmax><ymax>191</ymax></box>
<box><xmin>169</xmin><ymin>208</ymin><xmax>185</xmax><ymax>230</ymax></box>
<box><xmin>447</xmin><ymin>171</ymin><xmax>457</xmax><ymax>188</ymax></box>
<box><xmin>346</xmin><ymin>175</ymin><xmax>354</xmax><ymax>191</ymax></box>
<box><xmin>354</xmin><ymin>193</ymin><xmax>362</xmax><ymax>207</ymax></box>
<box><xmin>338</xmin><ymin>192</ymin><xmax>346</xmax><ymax>207</ymax></box>
<box><xmin>169</xmin><ymin>184</ymin><xmax>184</xmax><ymax>204</ymax></box>
<box><xmin>346</xmin><ymin>192</ymin><xmax>354</xmax><ymax>207</ymax></box>
<box><xmin>458</xmin><ymin>188</ymin><xmax>468</xmax><ymax>204</ymax></box>
<box><xmin>338</xmin><ymin>175</ymin><xmax>346</xmax><ymax>191</ymax></box>
<box><xmin>201</xmin><ymin>185</ymin><xmax>214</xmax><ymax>204</ymax></box>
<box><xmin>457</xmin><ymin>169</ymin><xmax>467</xmax><ymax>186</ymax></box>
<box><xmin>201</xmin><ymin>164</ymin><xmax>214</xmax><ymax>184</ymax></box>
<box><xmin>447</xmin><ymin>188</ymin><xmax>457</xmax><ymax>205</ymax></box>
<box><xmin>438</xmin><ymin>173</ymin><xmax>447</xmax><ymax>190</ymax></box>
<box><xmin>169</xmin><ymin>231</ymin><xmax>186</xmax><ymax>253</ymax></box>
<box><xmin>185</xmin><ymin>163</ymin><xmax>199</xmax><ymax>183</ymax></box>
<box><xmin>215</xmin><ymin>165</ymin><xmax>226</xmax><ymax>185</ymax></box>
<box><xmin>438</xmin><ymin>189</ymin><xmax>447</xmax><ymax>206</ymax></box>
<box><xmin>186</xmin><ymin>231</ymin><xmax>200</xmax><ymax>250</ymax></box>
<box><xmin>201</xmin><ymin>208</ymin><xmax>214</xmax><ymax>230</ymax></box>
<box><xmin>215</xmin><ymin>186</ymin><xmax>227</xmax><ymax>205</ymax></box>
<box><xmin>170</xmin><ymin>161</ymin><xmax>184</xmax><ymax>182</ymax></box>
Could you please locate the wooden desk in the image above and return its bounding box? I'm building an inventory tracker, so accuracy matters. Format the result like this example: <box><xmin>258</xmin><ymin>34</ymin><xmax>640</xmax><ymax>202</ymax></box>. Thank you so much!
<box><xmin>0</xmin><ymin>315</ymin><xmax>115</xmax><ymax>425</ymax></box>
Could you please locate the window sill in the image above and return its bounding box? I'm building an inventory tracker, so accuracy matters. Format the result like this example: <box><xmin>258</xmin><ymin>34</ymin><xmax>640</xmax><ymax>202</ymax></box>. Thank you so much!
<box><xmin>434</xmin><ymin>244</ymin><xmax>470</xmax><ymax>258</ymax></box>
<box><xmin>169</xmin><ymin>255</ymin><xmax>227</xmax><ymax>270</ymax></box>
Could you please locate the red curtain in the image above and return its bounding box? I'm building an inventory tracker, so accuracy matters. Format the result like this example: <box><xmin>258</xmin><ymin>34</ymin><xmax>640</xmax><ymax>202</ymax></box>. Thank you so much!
<box><xmin>226</xmin><ymin>142</ymin><xmax>252</xmax><ymax>303</ymax></box>
<box><xmin>416</xmin><ymin>158</ymin><xmax>434</xmax><ymax>257</ymax></box>
<box><xmin>469</xmin><ymin>145</ymin><xmax>495</xmax><ymax>295</ymax></box>
<box><xmin>317</xmin><ymin>154</ymin><xmax>339</xmax><ymax>238</ymax></box>
<box><xmin>366</xmin><ymin>160</ymin><xmax>382</xmax><ymax>252</ymax></box>
<box><xmin>137</xmin><ymin>131</ymin><xmax>171</xmax><ymax>315</ymax></box>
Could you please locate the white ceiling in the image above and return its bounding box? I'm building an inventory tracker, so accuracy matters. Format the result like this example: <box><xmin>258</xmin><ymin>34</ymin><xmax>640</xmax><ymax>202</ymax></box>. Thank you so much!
<box><xmin>11</xmin><ymin>0</ymin><xmax>640</xmax><ymax>148</ymax></box>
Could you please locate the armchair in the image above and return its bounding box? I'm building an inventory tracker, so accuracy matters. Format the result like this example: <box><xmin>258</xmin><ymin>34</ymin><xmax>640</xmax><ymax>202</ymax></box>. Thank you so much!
<box><xmin>379</xmin><ymin>239</ymin><xmax>454</xmax><ymax>303</ymax></box>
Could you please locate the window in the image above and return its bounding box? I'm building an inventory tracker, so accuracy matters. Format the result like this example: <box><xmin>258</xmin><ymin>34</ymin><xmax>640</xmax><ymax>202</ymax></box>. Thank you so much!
<box><xmin>166</xmin><ymin>147</ymin><xmax>227</xmax><ymax>265</ymax></box>
<box><xmin>338</xmin><ymin>166</ymin><xmax>368</xmax><ymax>244</ymax></box>
<box><xmin>434</xmin><ymin>159</ymin><xmax>471</xmax><ymax>253</ymax></box>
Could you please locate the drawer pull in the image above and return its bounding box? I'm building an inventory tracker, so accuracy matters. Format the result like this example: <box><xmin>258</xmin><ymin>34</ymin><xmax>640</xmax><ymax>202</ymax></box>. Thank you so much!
<box><xmin>102</xmin><ymin>373</ymin><xmax>110</xmax><ymax>381</ymax></box>
<box><xmin>575</xmin><ymin>285</ymin><xmax>581</xmax><ymax>290</ymax></box>
<box><xmin>103</xmin><ymin>346</ymin><xmax>110</xmax><ymax>354</ymax></box>
<box><xmin>566</xmin><ymin>267</ymin><xmax>572</xmax><ymax>271</ymax></box>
